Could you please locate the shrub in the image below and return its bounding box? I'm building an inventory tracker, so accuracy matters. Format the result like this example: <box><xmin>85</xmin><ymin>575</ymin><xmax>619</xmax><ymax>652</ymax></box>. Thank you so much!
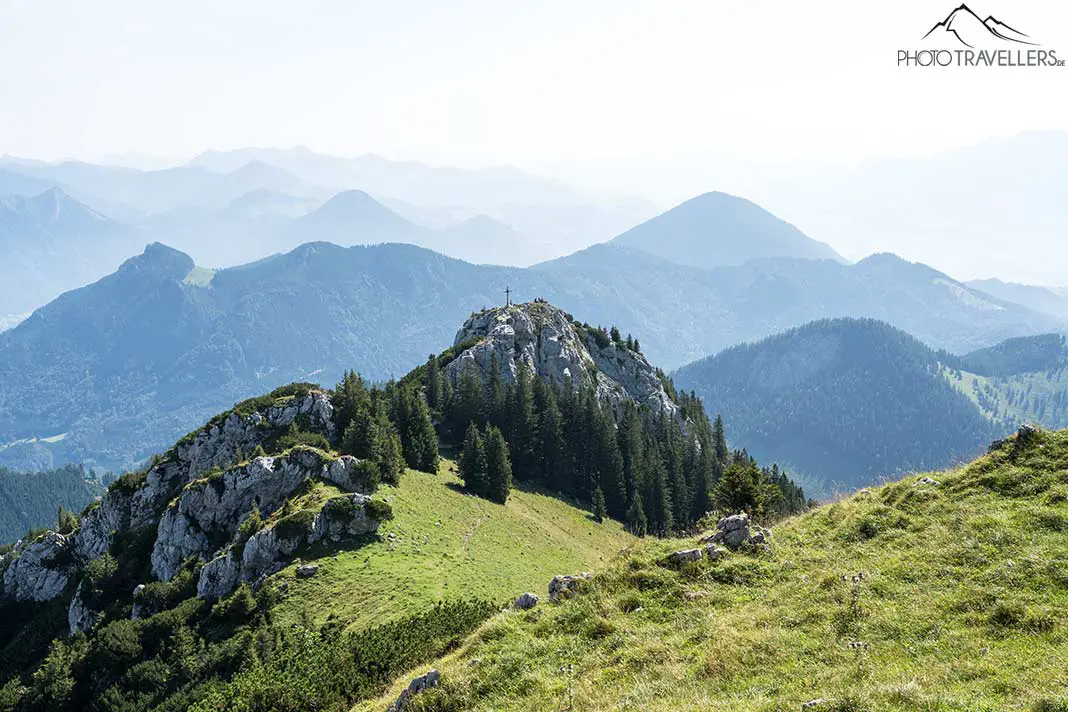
<box><xmin>274</xmin><ymin>510</ymin><xmax>316</xmax><ymax>541</ymax></box>
<box><xmin>365</xmin><ymin>499</ymin><xmax>394</xmax><ymax>523</ymax></box>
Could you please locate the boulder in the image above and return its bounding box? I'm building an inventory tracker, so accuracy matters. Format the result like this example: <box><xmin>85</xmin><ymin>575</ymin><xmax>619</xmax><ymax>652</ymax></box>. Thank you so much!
<box><xmin>915</xmin><ymin>476</ymin><xmax>940</xmax><ymax>487</ymax></box>
<box><xmin>296</xmin><ymin>564</ymin><xmax>319</xmax><ymax>579</ymax></box>
<box><xmin>514</xmin><ymin>592</ymin><xmax>539</xmax><ymax>610</ymax></box>
<box><xmin>704</xmin><ymin>544</ymin><xmax>728</xmax><ymax>561</ymax></box>
<box><xmin>549</xmin><ymin>573</ymin><xmax>591</xmax><ymax>601</ymax></box>
<box><xmin>388</xmin><ymin>669</ymin><xmax>441</xmax><ymax>712</ymax></box>
<box><xmin>670</xmin><ymin>548</ymin><xmax>703</xmax><ymax>565</ymax></box>
<box><xmin>708</xmin><ymin>513</ymin><xmax>770</xmax><ymax>550</ymax></box>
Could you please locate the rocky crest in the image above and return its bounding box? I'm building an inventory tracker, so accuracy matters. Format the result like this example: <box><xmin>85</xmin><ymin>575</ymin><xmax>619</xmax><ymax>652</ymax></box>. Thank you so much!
<box><xmin>447</xmin><ymin>302</ymin><xmax>680</xmax><ymax>421</ymax></box>
<box><xmin>0</xmin><ymin>386</ymin><xmax>389</xmax><ymax>635</ymax></box>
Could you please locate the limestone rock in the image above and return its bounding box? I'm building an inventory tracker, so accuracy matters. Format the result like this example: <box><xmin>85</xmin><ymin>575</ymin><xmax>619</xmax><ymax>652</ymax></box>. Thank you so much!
<box><xmin>131</xmin><ymin>584</ymin><xmax>147</xmax><ymax>620</ymax></box>
<box><xmin>708</xmin><ymin>513</ymin><xmax>770</xmax><ymax>550</ymax></box>
<box><xmin>704</xmin><ymin>544</ymin><xmax>728</xmax><ymax>561</ymax></box>
<box><xmin>2</xmin><ymin>531</ymin><xmax>73</xmax><ymax>602</ymax></box>
<box><xmin>197</xmin><ymin>493</ymin><xmax>383</xmax><ymax>599</ymax></box>
<box><xmin>670</xmin><ymin>548</ymin><xmax>703</xmax><ymax>565</ymax></box>
<box><xmin>514</xmin><ymin>592</ymin><xmax>539</xmax><ymax>610</ymax></box>
<box><xmin>389</xmin><ymin>669</ymin><xmax>440</xmax><ymax>712</ymax></box>
<box><xmin>152</xmin><ymin>448</ymin><xmax>371</xmax><ymax>582</ymax></box>
<box><xmin>548</xmin><ymin>572</ymin><xmax>591</xmax><ymax>601</ymax></box>
<box><xmin>446</xmin><ymin>303</ymin><xmax>680</xmax><ymax>422</ymax></box>
<box><xmin>915</xmin><ymin>476</ymin><xmax>941</xmax><ymax>487</ymax></box>
<box><xmin>296</xmin><ymin>564</ymin><xmax>319</xmax><ymax>578</ymax></box>
<box><xmin>68</xmin><ymin>582</ymin><xmax>99</xmax><ymax>635</ymax></box>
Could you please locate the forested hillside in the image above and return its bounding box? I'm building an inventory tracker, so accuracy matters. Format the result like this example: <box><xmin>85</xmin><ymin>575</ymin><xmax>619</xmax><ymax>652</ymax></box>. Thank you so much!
<box><xmin>0</xmin><ymin>465</ymin><xmax>101</xmax><ymax>545</ymax></box>
<box><xmin>674</xmin><ymin>318</ymin><xmax>1004</xmax><ymax>495</ymax></box>
<box><xmin>1</xmin><ymin>234</ymin><xmax>1061</xmax><ymax>474</ymax></box>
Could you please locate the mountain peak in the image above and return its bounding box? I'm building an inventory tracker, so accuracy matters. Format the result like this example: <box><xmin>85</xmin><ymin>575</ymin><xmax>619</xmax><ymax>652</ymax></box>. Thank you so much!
<box><xmin>117</xmin><ymin>242</ymin><xmax>195</xmax><ymax>279</ymax></box>
<box><xmin>447</xmin><ymin>300</ymin><xmax>681</xmax><ymax>419</ymax></box>
<box><xmin>610</xmin><ymin>191</ymin><xmax>843</xmax><ymax>269</ymax></box>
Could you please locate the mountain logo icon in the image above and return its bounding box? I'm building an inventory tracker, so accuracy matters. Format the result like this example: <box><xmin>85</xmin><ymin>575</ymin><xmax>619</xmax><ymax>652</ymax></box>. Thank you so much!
<box><xmin>922</xmin><ymin>4</ymin><xmax>1037</xmax><ymax>48</ymax></box>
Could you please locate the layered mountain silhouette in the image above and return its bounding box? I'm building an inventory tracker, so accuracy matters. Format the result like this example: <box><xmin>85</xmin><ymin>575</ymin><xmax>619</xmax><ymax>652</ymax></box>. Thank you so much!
<box><xmin>923</xmin><ymin>4</ymin><xmax>1036</xmax><ymax>47</ymax></box>
<box><xmin>0</xmin><ymin>188</ymin><xmax>144</xmax><ymax>312</ymax></box>
<box><xmin>609</xmin><ymin>191</ymin><xmax>843</xmax><ymax>269</ymax></box>
<box><xmin>0</xmin><ymin>238</ymin><xmax>1060</xmax><ymax>472</ymax></box>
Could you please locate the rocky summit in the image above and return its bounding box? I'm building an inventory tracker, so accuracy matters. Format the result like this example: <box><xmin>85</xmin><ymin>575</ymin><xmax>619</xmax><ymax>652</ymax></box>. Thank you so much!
<box><xmin>446</xmin><ymin>301</ymin><xmax>680</xmax><ymax>421</ymax></box>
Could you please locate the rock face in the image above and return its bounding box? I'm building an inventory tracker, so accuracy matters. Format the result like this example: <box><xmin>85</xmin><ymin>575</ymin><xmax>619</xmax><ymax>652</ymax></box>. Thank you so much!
<box><xmin>447</xmin><ymin>303</ymin><xmax>679</xmax><ymax>421</ymax></box>
<box><xmin>197</xmin><ymin>492</ymin><xmax>383</xmax><ymax>599</ymax></box>
<box><xmin>151</xmin><ymin>448</ymin><xmax>371</xmax><ymax>582</ymax></box>
<box><xmin>67</xmin><ymin>582</ymin><xmax>99</xmax><ymax>634</ymax></box>
<box><xmin>0</xmin><ymin>387</ymin><xmax>370</xmax><ymax>608</ymax></box>
<box><xmin>2</xmin><ymin>532</ymin><xmax>73</xmax><ymax>602</ymax></box>
<box><xmin>706</xmin><ymin>513</ymin><xmax>770</xmax><ymax>550</ymax></box>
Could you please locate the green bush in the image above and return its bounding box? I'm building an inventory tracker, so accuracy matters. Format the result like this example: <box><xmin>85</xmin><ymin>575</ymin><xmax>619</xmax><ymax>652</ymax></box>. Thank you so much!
<box><xmin>274</xmin><ymin>510</ymin><xmax>316</xmax><ymax>541</ymax></box>
<box><xmin>365</xmin><ymin>499</ymin><xmax>394</xmax><ymax>523</ymax></box>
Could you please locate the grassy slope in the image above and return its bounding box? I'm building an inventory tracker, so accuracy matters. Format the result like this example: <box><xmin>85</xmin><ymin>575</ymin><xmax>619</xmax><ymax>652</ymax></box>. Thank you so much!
<box><xmin>271</xmin><ymin>460</ymin><xmax>635</xmax><ymax>630</ymax></box>
<box><xmin>945</xmin><ymin>366</ymin><xmax>1068</xmax><ymax>428</ymax></box>
<box><xmin>358</xmin><ymin>430</ymin><xmax>1068</xmax><ymax>712</ymax></box>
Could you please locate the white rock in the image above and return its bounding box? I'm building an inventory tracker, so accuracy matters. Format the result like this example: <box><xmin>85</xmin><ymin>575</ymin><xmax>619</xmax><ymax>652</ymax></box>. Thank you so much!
<box><xmin>446</xmin><ymin>304</ymin><xmax>681</xmax><ymax>422</ymax></box>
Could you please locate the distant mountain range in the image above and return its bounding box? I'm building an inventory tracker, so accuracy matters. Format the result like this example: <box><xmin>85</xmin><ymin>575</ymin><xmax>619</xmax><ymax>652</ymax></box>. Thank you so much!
<box><xmin>0</xmin><ymin>188</ymin><xmax>144</xmax><ymax>312</ymax></box>
<box><xmin>967</xmin><ymin>278</ymin><xmax>1068</xmax><ymax>321</ymax></box>
<box><xmin>674</xmin><ymin>321</ymin><xmax>1068</xmax><ymax>496</ymax></box>
<box><xmin>611</xmin><ymin>191</ymin><xmax>844</xmax><ymax>268</ymax></box>
<box><xmin>0</xmin><ymin>152</ymin><xmax>657</xmax><ymax>295</ymax></box>
<box><xmin>0</xmin><ymin>233</ymin><xmax>1061</xmax><ymax>473</ymax></box>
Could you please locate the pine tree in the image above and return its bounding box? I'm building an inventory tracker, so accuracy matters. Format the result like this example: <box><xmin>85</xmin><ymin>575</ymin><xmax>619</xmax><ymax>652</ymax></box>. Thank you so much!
<box><xmin>592</xmin><ymin>487</ymin><xmax>607</xmax><ymax>523</ymax></box>
<box><xmin>450</xmin><ymin>367</ymin><xmax>485</xmax><ymax>440</ymax></box>
<box><xmin>459</xmin><ymin>423</ymin><xmax>488</xmax><ymax>496</ymax></box>
<box><xmin>609</xmin><ymin>326</ymin><xmax>621</xmax><ymax>343</ymax></box>
<box><xmin>483</xmin><ymin>425</ymin><xmax>513</xmax><ymax>504</ymax></box>
<box><xmin>378</xmin><ymin>423</ymin><xmax>405</xmax><ymax>485</ymax></box>
<box><xmin>425</xmin><ymin>355</ymin><xmax>443</xmax><ymax>413</ymax></box>
<box><xmin>538</xmin><ymin>384</ymin><xmax>566</xmax><ymax>490</ymax></box>
<box><xmin>508</xmin><ymin>362</ymin><xmax>537</xmax><ymax>478</ymax></box>
<box><xmin>626</xmin><ymin>493</ymin><xmax>648</xmax><ymax>536</ymax></box>
<box><xmin>713</xmin><ymin>414</ymin><xmax>728</xmax><ymax>463</ymax></box>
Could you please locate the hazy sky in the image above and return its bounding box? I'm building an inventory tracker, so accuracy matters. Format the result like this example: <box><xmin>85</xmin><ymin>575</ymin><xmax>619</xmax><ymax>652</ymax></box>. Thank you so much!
<box><xmin>2</xmin><ymin>0</ymin><xmax>1066</xmax><ymax>192</ymax></box>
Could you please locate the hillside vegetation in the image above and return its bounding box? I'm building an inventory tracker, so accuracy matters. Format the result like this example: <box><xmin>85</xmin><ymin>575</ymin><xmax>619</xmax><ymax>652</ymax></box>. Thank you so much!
<box><xmin>271</xmin><ymin>461</ymin><xmax>635</xmax><ymax>631</ymax></box>
<box><xmin>673</xmin><ymin>318</ymin><xmax>1002</xmax><ymax>496</ymax></box>
<box><xmin>362</xmin><ymin>426</ymin><xmax>1068</xmax><ymax>712</ymax></box>
<box><xmin>0</xmin><ymin>465</ymin><xmax>101</xmax><ymax>545</ymax></box>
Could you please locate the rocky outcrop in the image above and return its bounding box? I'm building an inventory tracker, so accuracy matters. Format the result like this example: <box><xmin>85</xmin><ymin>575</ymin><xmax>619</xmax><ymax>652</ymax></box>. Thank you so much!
<box><xmin>197</xmin><ymin>493</ymin><xmax>383</xmax><ymax>599</ymax></box>
<box><xmin>67</xmin><ymin>582</ymin><xmax>99</xmax><ymax>634</ymax></box>
<box><xmin>75</xmin><ymin>490</ymin><xmax>133</xmax><ymax>562</ymax></box>
<box><xmin>132</xmin><ymin>390</ymin><xmax>336</xmax><ymax>528</ymax></box>
<box><xmin>152</xmin><ymin>448</ymin><xmax>371</xmax><ymax>581</ymax></box>
<box><xmin>548</xmin><ymin>572</ymin><xmax>591</xmax><ymax>601</ymax></box>
<box><xmin>447</xmin><ymin>303</ymin><xmax>680</xmax><ymax>421</ymax></box>
<box><xmin>670</xmin><ymin>548</ymin><xmax>703</xmax><ymax>565</ymax></box>
<box><xmin>2</xmin><ymin>532</ymin><xmax>73</xmax><ymax>602</ymax></box>
<box><xmin>388</xmin><ymin>669</ymin><xmax>441</xmax><ymax>712</ymax></box>
<box><xmin>705</xmin><ymin>513</ymin><xmax>770</xmax><ymax>550</ymax></box>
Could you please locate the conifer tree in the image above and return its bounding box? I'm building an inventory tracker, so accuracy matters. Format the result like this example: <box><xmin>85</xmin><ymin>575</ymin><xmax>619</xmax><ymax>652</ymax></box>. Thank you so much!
<box><xmin>459</xmin><ymin>422</ymin><xmax>488</xmax><ymax>495</ymax></box>
<box><xmin>592</xmin><ymin>487</ymin><xmax>607</xmax><ymax>523</ymax></box>
<box><xmin>483</xmin><ymin>425</ymin><xmax>513</xmax><ymax>504</ymax></box>
<box><xmin>626</xmin><ymin>493</ymin><xmax>648</xmax><ymax>536</ymax></box>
